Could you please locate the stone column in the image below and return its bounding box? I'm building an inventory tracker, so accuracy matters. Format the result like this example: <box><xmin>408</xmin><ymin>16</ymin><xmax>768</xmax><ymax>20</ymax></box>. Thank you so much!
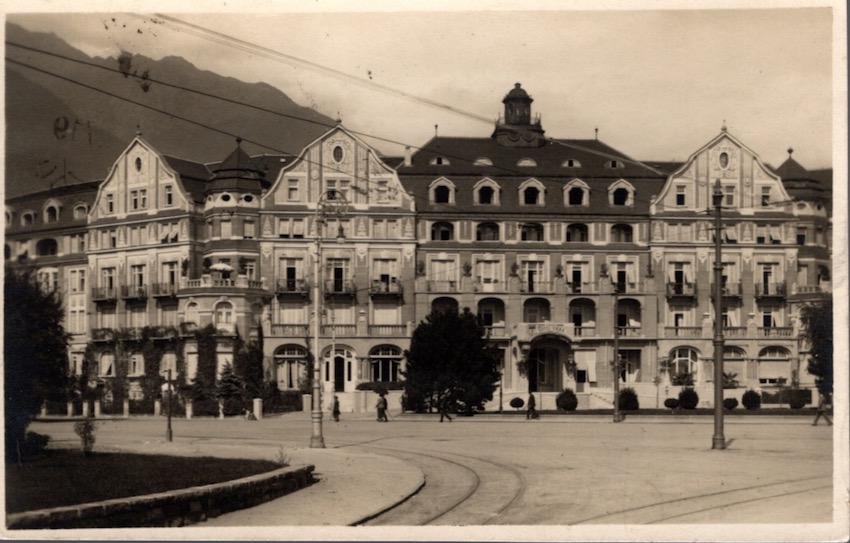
<box><xmin>67</xmin><ymin>401</ymin><xmax>74</xmax><ymax>417</ymax></box>
<box><xmin>154</xmin><ymin>399</ymin><xmax>161</xmax><ymax>416</ymax></box>
<box><xmin>123</xmin><ymin>399</ymin><xmax>130</xmax><ymax>418</ymax></box>
<box><xmin>253</xmin><ymin>398</ymin><xmax>263</xmax><ymax>420</ymax></box>
<box><xmin>185</xmin><ymin>400</ymin><xmax>193</xmax><ymax>419</ymax></box>
<box><xmin>93</xmin><ymin>400</ymin><xmax>101</xmax><ymax>418</ymax></box>
<box><xmin>82</xmin><ymin>401</ymin><xmax>90</xmax><ymax>418</ymax></box>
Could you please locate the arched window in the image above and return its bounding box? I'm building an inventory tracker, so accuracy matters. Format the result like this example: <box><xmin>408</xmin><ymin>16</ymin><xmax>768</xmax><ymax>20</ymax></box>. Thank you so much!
<box><xmin>431</xmin><ymin>221</ymin><xmax>454</xmax><ymax>241</ymax></box>
<box><xmin>611</xmin><ymin>224</ymin><xmax>633</xmax><ymax>243</ymax></box>
<box><xmin>608</xmin><ymin>181</ymin><xmax>635</xmax><ymax>207</ymax></box>
<box><xmin>566</xmin><ymin>224</ymin><xmax>589</xmax><ymax>242</ymax></box>
<box><xmin>45</xmin><ymin>206</ymin><xmax>59</xmax><ymax>223</ymax></box>
<box><xmin>431</xmin><ymin>297</ymin><xmax>459</xmax><ymax>314</ymax></box>
<box><xmin>434</xmin><ymin>185</ymin><xmax>451</xmax><ymax>204</ymax></box>
<box><xmin>215</xmin><ymin>302</ymin><xmax>233</xmax><ymax>326</ymax></box>
<box><xmin>562</xmin><ymin>159</ymin><xmax>582</xmax><ymax>168</ymax></box>
<box><xmin>473</xmin><ymin>157</ymin><xmax>493</xmax><ymax>166</ymax></box>
<box><xmin>185</xmin><ymin>302</ymin><xmax>200</xmax><ymax>324</ymax></box>
<box><xmin>429</xmin><ymin>156</ymin><xmax>450</xmax><ymax>166</ymax></box>
<box><xmin>523</xmin><ymin>186</ymin><xmax>541</xmax><ymax>205</ymax></box>
<box><xmin>370</xmin><ymin>345</ymin><xmax>402</xmax><ymax>382</ymax></box>
<box><xmin>73</xmin><ymin>204</ymin><xmax>88</xmax><ymax>220</ymax></box>
<box><xmin>36</xmin><ymin>238</ymin><xmax>58</xmax><ymax>256</ymax></box>
<box><xmin>476</xmin><ymin>222</ymin><xmax>500</xmax><ymax>241</ymax></box>
<box><xmin>523</xmin><ymin>298</ymin><xmax>551</xmax><ymax>323</ymax></box>
<box><xmin>521</xmin><ymin>223</ymin><xmax>544</xmax><ymax>242</ymax></box>
<box><xmin>21</xmin><ymin>211</ymin><xmax>34</xmax><ymax>226</ymax></box>
<box><xmin>274</xmin><ymin>345</ymin><xmax>307</xmax><ymax>389</ymax></box>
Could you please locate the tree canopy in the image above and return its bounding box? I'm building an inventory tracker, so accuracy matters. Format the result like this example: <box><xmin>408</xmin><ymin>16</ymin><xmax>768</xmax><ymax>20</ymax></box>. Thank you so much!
<box><xmin>5</xmin><ymin>267</ymin><xmax>71</xmax><ymax>461</ymax></box>
<box><xmin>402</xmin><ymin>307</ymin><xmax>500</xmax><ymax>414</ymax></box>
<box><xmin>802</xmin><ymin>297</ymin><xmax>833</xmax><ymax>394</ymax></box>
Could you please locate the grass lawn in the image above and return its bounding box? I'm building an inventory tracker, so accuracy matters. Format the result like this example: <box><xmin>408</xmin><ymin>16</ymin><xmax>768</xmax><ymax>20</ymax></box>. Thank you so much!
<box><xmin>6</xmin><ymin>448</ymin><xmax>281</xmax><ymax>514</ymax></box>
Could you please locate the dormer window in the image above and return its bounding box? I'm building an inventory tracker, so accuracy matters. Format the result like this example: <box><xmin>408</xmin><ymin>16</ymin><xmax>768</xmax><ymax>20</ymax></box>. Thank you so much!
<box><xmin>479</xmin><ymin>186</ymin><xmax>495</xmax><ymax>205</ymax></box>
<box><xmin>73</xmin><ymin>204</ymin><xmax>88</xmax><ymax>220</ymax></box>
<box><xmin>474</xmin><ymin>179</ymin><xmax>500</xmax><ymax>206</ymax></box>
<box><xmin>613</xmin><ymin>188</ymin><xmax>629</xmax><ymax>205</ymax></box>
<box><xmin>562</xmin><ymin>159</ymin><xmax>581</xmax><ymax>168</ymax></box>
<box><xmin>519</xmin><ymin>179</ymin><xmax>546</xmax><ymax>206</ymax></box>
<box><xmin>45</xmin><ymin>206</ymin><xmax>59</xmax><ymax>223</ymax></box>
<box><xmin>517</xmin><ymin>158</ymin><xmax>537</xmax><ymax>167</ymax></box>
<box><xmin>564</xmin><ymin>179</ymin><xmax>589</xmax><ymax>206</ymax></box>
<box><xmin>430</xmin><ymin>156</ymin><xmax>450</xmax><ymax>166</ymax></box>
<box><xmin>473</xmin><ymin>157</ymin><xmax>493</xmax><ymax>166</ymax></box>
<box><xmin>606</xmin><ymin>160</ymin><xmax>625</xmax><ymax>169</ymax></box>
<box><xmin>608</xmin><ymin>181</ymin><xmax>635</xmax><ymax>207</ymax></box>
<box><xmin>429</xmin><ymin>178</ymin><xmax>456</xmax><ymax>204</ymax></box>
<box><xmin>21</xmin><ymin>211</ymin><xmax>34</xmax><ymax>226</ymax></box>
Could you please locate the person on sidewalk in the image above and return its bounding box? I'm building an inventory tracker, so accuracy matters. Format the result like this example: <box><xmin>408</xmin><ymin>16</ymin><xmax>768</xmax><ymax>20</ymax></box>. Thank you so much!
<box><xmin>527</xmin><ymin>393</ymin><xmax>538</xmax><ymax>420</ymax></box>
<box><xmin>812</xmin><ymin>391</ymin><xmax>833</xmax><ymax>426</ymax></box>
<box><xmin>332</xmin><ymin>395</ymin><xmax>340</xmax><ymax>423</ymax></box>
<box><xmin>439</xmin><ymin>396</ymin><xmax>453</xmax><ymax>422</ymax></box>
<box><xmin>376</xmin><ymin>393</ymin><xmax>388</xmax><ymax>422</ymax></box>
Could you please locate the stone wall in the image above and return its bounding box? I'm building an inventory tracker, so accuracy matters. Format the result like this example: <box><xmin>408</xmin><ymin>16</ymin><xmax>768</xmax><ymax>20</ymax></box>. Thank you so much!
<box><xmin>7</xmin><ymin>464</ymin><xmax>315</xmax><ymax>529</ymax></box>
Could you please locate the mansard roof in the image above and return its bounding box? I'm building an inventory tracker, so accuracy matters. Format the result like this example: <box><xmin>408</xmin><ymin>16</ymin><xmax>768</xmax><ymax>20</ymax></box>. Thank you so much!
<box><xmin>204</xmin><ymin>142</ymin><xmax>271</xmax><ymax>194</ymax></box>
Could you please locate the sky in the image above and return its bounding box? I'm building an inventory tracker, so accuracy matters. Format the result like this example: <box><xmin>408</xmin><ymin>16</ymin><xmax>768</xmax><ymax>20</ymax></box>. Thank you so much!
<box><xmin>6</xmin><ymin>1</ymin><xmax>843</xmax><ymax>170</ymax></box>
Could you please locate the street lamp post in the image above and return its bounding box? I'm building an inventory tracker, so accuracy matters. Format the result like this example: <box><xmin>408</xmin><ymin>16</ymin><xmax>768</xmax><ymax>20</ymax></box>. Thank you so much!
<box><xmin>310</xmin><ymin>191</ymin><xmax>348</xmax><ymax>449</ymax></box>
<box><xmin>712</xmin><ymin>179</ymin><xmax>726</xmax><ymax>450</ymax></box>
<box><xmin>166</xmin><ymin>368</ymin><xmax>173</xmax><ymax>442</ymax></box>
<box><xmin>612</xmin><ymin>286</ymin><xmax>622</xmax><ymax>423</ymax></box>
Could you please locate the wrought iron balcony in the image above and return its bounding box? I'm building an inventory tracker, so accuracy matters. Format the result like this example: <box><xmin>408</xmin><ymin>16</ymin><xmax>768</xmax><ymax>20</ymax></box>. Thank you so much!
<box><xmin>755</xmin><ymin>282</ymin><xmax>787</xmax><ymax>299</ymax></box>
<box><xmin>324</xmin><ymin>279</ymin><xmax>357</xmax><ymax>297</ymax></box>
<box><xmin>91</xmin><ymin>286</ymin><xmax>119</xmax><ymax>301</ymax></box>
<box><xmin>276</xmin><ymin>278</ymin><xmax>310</xmax><ymax>297</ymax></box>
<box><xmin>150</xmin><ymin>282</ymin><xmax>178</xmax><ymax>298</ymax></box>
<box><xmin>710</xmin><ymin>282</ymin><xmax>742</xmax><ymax>299</ymax></box>
<box><xmin>369</xmin><ymin>279</ymin><xmax>403</xmax><ymax>297</ymax></box>
<box><xmin>121</xmin><ymin>285</ymin><xmax>148</xmax><ymax>300</ymax></box>
<box><xmin>666</xmin><ymin>282</ymin><xmax>697</xmax><ymax>298</ymax></box>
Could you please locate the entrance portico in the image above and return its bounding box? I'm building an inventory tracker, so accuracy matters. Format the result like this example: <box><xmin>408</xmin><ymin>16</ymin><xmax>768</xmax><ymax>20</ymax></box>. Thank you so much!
<box><xmin>517</xmin><ymin>328</ymin><xmax>575</xmax><ymax>393</ymax></box>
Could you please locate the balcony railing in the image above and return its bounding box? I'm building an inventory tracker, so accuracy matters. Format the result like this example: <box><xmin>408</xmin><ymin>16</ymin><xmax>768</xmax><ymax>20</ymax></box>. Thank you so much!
<box><xmin>91</xmin><ymin>286</ymin><xmax>118</xmax><ymax>301</ymax></box>
<box><xmin>758</xmin><ymin>326</ymin><xmax>794</xmax><ymax>338</ymax></box>
<box><xmin>612</xmin><ymin>282</ymin><xmax>645</xmax><ymax>294</ymax></box>
<box><xmin>723</xmin><ymin>327</ymin><xmax>748</xmax><ymax>338</ymax></box>
<box><xmin>369</xmin><ymin>280</ymin><xmax>403</xmax><ymax>296</ymax></box>
<box><xmin>710</xmin><ymin>283</ymin><xmax>742</xmax><ymax>298</ymax></box>
<box><xmin>665</xmin><ymin>326</ymin><xmax>702</xmax><ymax>338</ymax></box>
<box><xmin>185</xmin><ymin>276</ymin><xmax>266</xmax><ymax>290</ymax></box>
<box><xmin>270</xmin><ymin>323</ymin><xmax>310</xmax><ymax>336</ymax></box>
<box><xmin>121</xmin><ymin>285</ymin><xmax>148</xmax><ymax>300</ymax></box>
<box><xmin>368</xmin><ymin>324</ymin><xmax>409</xmax><ymax>337</ymax></box>
<box><xmin>519</xmin><ymin>322</ymin><xmax>597</xmax><ymax>340</ymax></box>
<box><xmin>755</xmin><ymin>282</ymin><xmax>787</xmax><ymax>298</ymax></box>
<box><xmin>427</xmin><ymin>280</ymin><xmax>458</xmax><ymax>293</ymax></box>
<box><xmin>520</xmin><ymin>280</ymin><xmax>553</xmax><ymax>293</ymax></box>
<box><xmin>324</xmin><ymin>279</ymin><xmax>357</xmax><ymax>296</ymax></box>
<box><xmin>150</xmin><ymin>282</ymin><xmax>178</xmax><ymax>297</ymax></box>
<box><xmin>91</xmin><ymin>328</ymin><xmax>114</xmax><ymax>341</ymax></box>
<box><xmin>276</xmin><ymin>279</ymin><xmax>310</xmax><ymax>296</ymax></box>
<box><xmin>616</xmin><ymin>326</ymin><xmax>642</xmax><ymax>337</ymax></box>
<box><xmin>474</xmin><ymin>281</ymin><xmax>504</xmax><ymax>293</ymax></box>
<box><xmin>566</xmin><ymin>281</ymin><xmax>600</xmax><ymax>294</ymax></box>
<box><xmin>483</xmin><ymin>324</ymin><xmax>508</xmax><ymax>338</ymax></box>
<box><xmin>322</xmin><ymin>324</ymin><xmax>356</xmax><ymax>335</ymax></box>
<box><xmin>571</xmin><ymin>326</ymin><xmax>597</xmax><ymax>337</ymax></box>
<box><xmin>666</xmin><ymin>282</ymin><xmax>697</xmax><ymax>298</ymax></box>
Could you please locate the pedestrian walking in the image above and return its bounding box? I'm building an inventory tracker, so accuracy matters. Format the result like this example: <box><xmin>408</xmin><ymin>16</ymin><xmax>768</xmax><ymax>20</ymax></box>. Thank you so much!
<box><xmin>527</xmin><ymin>393</ymin><xmax>538</xmax><ymax>420</ymax></box>
<box><xmin>439</xmin><ymin>396</ymin><xmax>453</xmax><ymax>422</ymax></box>
<box><xmin>812</xmin><ymin>391</ymin><xmax>832</xmax><ymax>426</ymax></box>
<box><xmin>332</xmin><ymin>395</ymin><xmax>340</xmax><ymax>423</ymax></box>
<box><xmin>376</xmin><ymin>393</ymin><xmax>388</xmax><ymax>422</ymax></box>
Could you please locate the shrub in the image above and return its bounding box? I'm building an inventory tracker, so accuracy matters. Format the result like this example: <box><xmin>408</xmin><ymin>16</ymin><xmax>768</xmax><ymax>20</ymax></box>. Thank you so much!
<box><xmin>73</xmin><ymin>418</ymin><xmax>97</xmax><ymax>456</ymax></box>
<box><xmin>678</xmin><ymin>387</ymin><xmax>699</xmax><ymax>409</ymax></box>
<box><xmin>671</xmin><ymin>371</ymin><xmax>694</xmax><ymax>386</ymax></box>
<box><xmin>664</xmin><ymin>398</ymin><xmax>679</xmax><ymax>410</ymax></box>
<box><xmin>789</xmin><ymin>390</ymin><xmax>807</xmax><ymax>409</ymax></box>
<box><xmin>509</xmin><ymin>397</ymin><xmax>525</xmax><ymax>411</ymax></box>
<box><xmin>618</xmin><ymin>387</ymin><xmax>639</xmax><ymax>411</ymax></box>
<box><xmin>20</xmin><ymin>432</ymin><xmax>50</xmax><ymax>458</ymax></box>
<box><xmin>556</xmin><ymin>388</ymin><xmax>578</xmax><ymax>411</ymax></box>
<box><xmin>742</xmin><ymin>389</ymin><xmax>762</xmax><ymax>410</ymax></box>
<box><xmin>723</xmin><ymin>397</ymin><xmax>739</xmax><ymax>410</ymax></box>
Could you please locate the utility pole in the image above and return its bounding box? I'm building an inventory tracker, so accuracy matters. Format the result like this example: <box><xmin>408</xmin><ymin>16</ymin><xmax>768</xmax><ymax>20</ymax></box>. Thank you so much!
<box><xmin>612</xmin><ymin>285</ymin><xmax>622</xmax><ymax>423</ymax></box>
<box><xmin>310</xmin><ymin>210</ymin><xmax>325</xmax><ymax>449</ymax></box>
<box><xmin>166</xmin><ymin>368</ymin><xmax>173</xmax><ymax>442</ymax></box>
<box><xmin>712</xmin><ymin>179</ymin><xmax>726</xmax><ymax>450</ymax></box>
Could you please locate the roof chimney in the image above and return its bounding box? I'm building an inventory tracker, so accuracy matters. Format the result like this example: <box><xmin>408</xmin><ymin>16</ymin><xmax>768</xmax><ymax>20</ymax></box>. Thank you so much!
<box><xmin>403</xmin><ymin>146</ymin><xmax>412</xmax><ymax>167</ymax></box>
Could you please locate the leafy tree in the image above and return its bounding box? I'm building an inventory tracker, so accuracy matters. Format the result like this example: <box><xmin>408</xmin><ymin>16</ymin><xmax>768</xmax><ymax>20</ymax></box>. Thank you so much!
<box><xmin>802</xmin><ymin>298</ymin><xmax>833</xmax><ymax>394</ymax></box>
<box><xmin>5</xmin><ymin>267</ymin><xmax>72</xmax><ymax>462</ymax></box>
<box><xmin>402</xmin><ymin>308</ymin><xmax>500</xmax><ymax>415</ymax></box>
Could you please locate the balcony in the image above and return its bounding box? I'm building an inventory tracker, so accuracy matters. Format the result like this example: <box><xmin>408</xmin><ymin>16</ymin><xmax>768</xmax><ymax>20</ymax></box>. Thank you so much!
<box><xmin>427</xmin><ymin>280</ymin><xmax>458</xmax><ymax>293</ymax></box>
<box><xmin>324</xmin><ymin>279</ymin><xmax>357</xmax><ymax>298</ymax></box>
<box><xmin>369</xmin><ymin>279</ymin><xmax>403</xmax><ymax>298</ymax></box>
<box><xmin>758</xmin><ymin>326</ymin><xmax>794</xmax><ymax>338</ymax></box>
<box><xmin>520</xmin><ymin>280</ymin><xmax>553</xmax><ymax>294</ymax></box>
<box><xmin>612</xmin><ymin>282</ymin><xmax>645</xmax><ymax>294</ymax></box>
<box><xmin>723</xmin><ymin>327</ymin><xmax>748</xmax><ymax>338</ymax></box>
<box><xmin>755</xmin><ymin>282</ymin><xmax>787</xmax><ymax>300</ymax></box>
<box><xmin>91</xmin><ymin>328</ymin><xmax>114</xmax><ymax>342</ymax></box>
<box><xmin>150</xmin><ymin>282</ymin><xmax>178</xmax><ymax>298</ymax></box>
<box><xmin>270</xmin><ymin>323</ymin><xmax>310</xmax><ymax>336</ymax></box>
<box><xmin>91</xmin><ymin>286</ymin><xmax>118</xmax><ymax>302</ymax></box>
<box><xmin>616</xmin><ymin>326</ymin><xmax>643</xmax><ymax>338</ymax></box>
<box><xmin>474</xmin><ymin>280</ymin><xmax>504</xmax><ymax>293</ymax></box>
<box><xmin>710</xmin><ymin>282</ymin><xmax>742</xmax><ymax>299</ymax></box>
<box><xmin>483</xmin><ymin>324</ymin><xmax>508</xmax><ymax>338</ymax></box>
<box><xmin>184</xmin><ymin>275</ymin><xmax>267</xmax><ymax>291</ymax></box>
<box><xmin>566</xmin><ymin>281</ymin><xmax>600</xmax><ymax>294</ymax></box>
<box><xmin>276</xmin><ymin>279</ymin><xmax>310</xmax><ymax>298</ymax></box>
<box><xmin>321</xmin><ymin>324</ymin><xmax>356</xmax><ymax>336</ymax></box>
<box><xmin>368</xmin><ymin>324</ymin><xmax>410</xmax><ymax>337</ymax></box>
<box><xmin>664</xmin><ymin>326</ymin><xmax>702</xmax><ymax>338</ymax></box>
<box><xmin>517</xmin><ymin>322</ymin><xmax>598</xmax><ymax>341</ymax></box>
<box><xmin>666</xmin><ymin>282</ymin><xmax>697</xmax><ymax>299</ymax></box>
<box><xmin>121</xmin><ymin>285</ymin><xmax>148</xmax><ymax>300</ymax></box>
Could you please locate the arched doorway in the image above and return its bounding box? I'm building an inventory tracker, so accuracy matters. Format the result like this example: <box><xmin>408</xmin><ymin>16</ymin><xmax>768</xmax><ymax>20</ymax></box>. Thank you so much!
<box><xmin>524</xmin><ymin>334</ymin><xmax>572</xmax><ymax>392</ymax></box>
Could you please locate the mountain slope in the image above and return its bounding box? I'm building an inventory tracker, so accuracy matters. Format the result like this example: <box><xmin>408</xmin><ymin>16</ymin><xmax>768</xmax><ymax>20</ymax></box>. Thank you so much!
<box><xmin>5</xmin><ymin>23</ymin><xmax>335</xmax><ymax>197</ymax></box>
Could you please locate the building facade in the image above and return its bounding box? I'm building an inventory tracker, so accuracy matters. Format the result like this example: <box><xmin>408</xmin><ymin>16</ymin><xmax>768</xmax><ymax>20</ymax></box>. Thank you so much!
<box><xmin>5</xmin><ymin>84</ymin><xmax>832</xmax><ymax>413</ymax></box>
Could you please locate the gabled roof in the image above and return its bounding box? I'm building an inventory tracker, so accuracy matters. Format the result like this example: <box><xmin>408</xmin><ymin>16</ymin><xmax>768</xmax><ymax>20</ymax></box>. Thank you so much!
<box><xmin>162</xmin><ymin>155</ymin><xmax>210</xmax><ymax>204</ymax></box>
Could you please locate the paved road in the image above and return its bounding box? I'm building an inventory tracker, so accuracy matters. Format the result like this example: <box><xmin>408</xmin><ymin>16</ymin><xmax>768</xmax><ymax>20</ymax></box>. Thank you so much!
<box><xmin>26</xmin><ymin>413</ymin><xmax>838</xmax><ymax>534</ymax></box>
